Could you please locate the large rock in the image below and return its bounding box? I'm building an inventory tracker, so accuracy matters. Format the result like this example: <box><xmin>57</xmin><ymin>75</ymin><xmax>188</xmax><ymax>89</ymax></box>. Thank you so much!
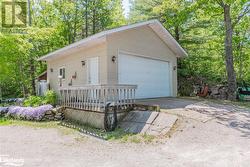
<box><xmin>52</xmin><ymin>107</ymin><xmax>65</xmax><ymax>114</ymax></box>
<box><xmin>45</xmin><ymin>110</ymin><xmax>53</xmax><ymax>115</ymax></box>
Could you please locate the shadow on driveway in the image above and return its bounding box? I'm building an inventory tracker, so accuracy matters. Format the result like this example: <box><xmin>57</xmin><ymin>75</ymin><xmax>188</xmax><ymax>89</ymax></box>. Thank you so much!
<box><xmin>137</xmin><ymin>97</ymin><xmax>250</xmax><ymax>138</ymax></box>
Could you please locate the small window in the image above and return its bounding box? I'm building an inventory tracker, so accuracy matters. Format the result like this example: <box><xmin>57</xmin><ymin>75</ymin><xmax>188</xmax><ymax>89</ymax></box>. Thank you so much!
<box><xmin>59</xmin><ymin>67</ymin><xmax>65</xmax><ymax>79</ymax></box>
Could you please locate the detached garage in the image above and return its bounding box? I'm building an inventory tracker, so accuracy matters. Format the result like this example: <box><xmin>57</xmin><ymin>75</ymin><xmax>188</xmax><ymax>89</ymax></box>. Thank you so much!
<box><xmin>118</xmin><ymin>54</ymin><xmax>171</xmax><ymax>98</ymax></box>
<box><xmin>39</xmin><ymin>19</ymin><xmax>187</xmax><ymax>99</ymax></box>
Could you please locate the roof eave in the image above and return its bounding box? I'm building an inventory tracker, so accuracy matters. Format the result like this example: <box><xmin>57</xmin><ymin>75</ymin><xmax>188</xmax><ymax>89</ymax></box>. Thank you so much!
<box><xmin>38</xmin><ymin>36</ymin><xmax>107</xmax><ymax>61</ymax></box>
<box><xmin>149</xmin><ymin>20</ymin><xmax>188</xmax><ymax>58</ymax></box>
<box><xmin>38</xmin><ymin>19</ymin><xmax>188</xmax><ymax>61</ymax></box>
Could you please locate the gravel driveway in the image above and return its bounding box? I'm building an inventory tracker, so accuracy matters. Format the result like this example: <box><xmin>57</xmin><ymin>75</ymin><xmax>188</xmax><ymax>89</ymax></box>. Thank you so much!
<box><xmin>1</xmin><ymin>99</ymin><xmax>250</xmax><ymax>167</ymax></box>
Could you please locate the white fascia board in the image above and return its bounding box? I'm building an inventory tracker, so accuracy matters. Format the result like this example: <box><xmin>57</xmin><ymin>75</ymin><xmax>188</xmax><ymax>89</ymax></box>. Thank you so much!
<box><xmin>38</xmin><ymin>19</ymin><xmax>187</xmax><ymax>61</ymax></box>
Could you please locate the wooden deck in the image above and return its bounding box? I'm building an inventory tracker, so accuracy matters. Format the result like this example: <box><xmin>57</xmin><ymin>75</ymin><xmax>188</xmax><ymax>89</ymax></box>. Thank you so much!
<box><xmin>59</xmin><ymin>84</ymin><xmax>137</xmax><ymax>112</ymax></box>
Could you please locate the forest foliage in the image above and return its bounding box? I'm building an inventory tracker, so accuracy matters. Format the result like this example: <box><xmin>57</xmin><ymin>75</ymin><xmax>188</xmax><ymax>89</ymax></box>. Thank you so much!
<box><xmin>0</xmin><ymin>0</ymin><xmax>249</xmax><ymax>98</ymax></box>
<box><xmin>0</xmin><ymin>0</ymin><xmax>125</xmax><ymax>98</ymax></box>
<box><xmin>129</xmin><ymin>0</ymin><xmax>249</xmax><ymax>97</ymax></box>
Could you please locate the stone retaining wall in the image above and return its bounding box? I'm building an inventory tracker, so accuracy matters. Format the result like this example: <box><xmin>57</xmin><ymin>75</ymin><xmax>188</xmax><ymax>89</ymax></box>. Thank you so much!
<box><xmin>42</xmin><ymin>107</ymin><xmax>65</xmax><ymax>121</ymax></box>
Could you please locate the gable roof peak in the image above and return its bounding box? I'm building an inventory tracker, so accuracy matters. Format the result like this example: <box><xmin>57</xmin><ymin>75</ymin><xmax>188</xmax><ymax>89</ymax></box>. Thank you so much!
<box><xmin>38</xmin><ymin>19</ymin><xmax>187</xmax><ymax>61</ymax></box>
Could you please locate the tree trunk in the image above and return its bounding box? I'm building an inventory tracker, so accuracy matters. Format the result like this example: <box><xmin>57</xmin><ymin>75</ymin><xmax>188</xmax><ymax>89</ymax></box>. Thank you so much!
<box><xmin>85</xmin><ymin>0</ymin><xmax>89</xmax><ymax>37</ymax></box>
<box><xmin>27</xmin><ymin>0</ymin><xmax>32</xmax><ymax>26</ymax></box>
<box><xmin>81</xmin><ymin>0</ymin><xmax>88</xmax><ymax>38</ymax></box>
<box><xmin>28</xmin><ymin>0</ymin><xmax>35</xmax><ymax>95</ymax></box>
<box><xmin>73</xmin><ymin>3</ymin><xmax>78</xmax><ymax>43</ymax></box>
<box><xmin>175</xmin><ymin>25</ymin><xmax>182</xmax><ymax>70</ymax></box>
<box><xmin>30</xmin><ymin>58</ymin><xmax>36</xmax><ymax>95</ymax></box>
<box><xmin>223</xmin><ymin>4</ymin><xmax>237</xmax><ymax>100</ymax></box>
<box><xmin>18</xmin><ymin>62</ymin><xmax>28</xmax><ymax>97</ymax></box>
<box><xmin>92</xmin><ymin>10</ymin><xmax>96</xmax><ymax>34</ymax></box>
<box><xmin>174</xmin><ymin>26</ymin><xmax>180</xmax><ymax>42</ymax></box>
<box><xmin>92</xmin><ymin>0</ymin><xmax>96</xmax><ymax>34</ymax></box>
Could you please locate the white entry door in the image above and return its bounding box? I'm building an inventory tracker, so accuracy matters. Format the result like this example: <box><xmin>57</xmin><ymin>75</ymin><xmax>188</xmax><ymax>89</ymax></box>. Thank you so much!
<box><xmin>118</xmin><ymin>54</ymin><xmax>171</xmax><ymax>99</ymax></box>
<box><xmin>87</xmin><ymin>57</ymin><xmax>99</xmax><ymax>84</ymax></box>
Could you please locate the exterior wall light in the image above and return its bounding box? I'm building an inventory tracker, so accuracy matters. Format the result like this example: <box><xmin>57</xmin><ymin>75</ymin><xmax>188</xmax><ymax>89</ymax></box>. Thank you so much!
<box><xmin>50</xmin><ymin>68</ymin><xmax>53</xmax><ymax>72</ymax></box>
<box><xmin>173</xmin><ymin>66</ymin><xmax>177</xmax><ymax>71</ymax></box>
<box><xmin>81</xmin><ymin>61</ymin><xmax>86</xmax><ymax>66</ymax></box>
<box><xmin>112</xmin><ymin>56</ymin><xmax>116</xmax><ymax>63</ymax></box>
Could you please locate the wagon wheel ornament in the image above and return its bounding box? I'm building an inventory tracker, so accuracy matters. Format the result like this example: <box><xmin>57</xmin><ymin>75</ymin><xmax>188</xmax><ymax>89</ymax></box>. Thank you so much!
<box><xmin>104</xmin><ymin>103</ymin><xmax>118</xmax><ymax>132</ymax></box>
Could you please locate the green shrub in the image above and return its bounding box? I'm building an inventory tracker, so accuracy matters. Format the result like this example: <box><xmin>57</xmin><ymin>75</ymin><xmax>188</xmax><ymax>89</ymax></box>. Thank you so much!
<box><xmin>23</xmin><ymin>90</ymin><xmax>57</xmax><ymax>107</ymax></box>
<box><xmin>23</xmin><ymin>96</ymin><xmax>44</xmax><ymax>107</ymax></box>
<box><xmin>44</xmin><ymin>90</ymin><xmax>57</xmax><ymax>107</ymax></box>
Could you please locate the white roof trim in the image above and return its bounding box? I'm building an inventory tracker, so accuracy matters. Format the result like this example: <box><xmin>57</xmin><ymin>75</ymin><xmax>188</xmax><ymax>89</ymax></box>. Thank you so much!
<box><xmin>38</xmin><ymin>19</ymin><xmax>187</xmax><ymax>61</ymax></box>
<box><xmin>150</xmin><ymin>20</ymin><xmax>188</xmax><ymax>57</ymax></box>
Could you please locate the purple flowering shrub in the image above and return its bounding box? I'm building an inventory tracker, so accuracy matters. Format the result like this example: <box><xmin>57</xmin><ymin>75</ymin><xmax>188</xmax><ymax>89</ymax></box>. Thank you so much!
<box><xmin>6</xmin><ymin>105</ymin><xmax>53</xmax><ymax>120</ymax></box>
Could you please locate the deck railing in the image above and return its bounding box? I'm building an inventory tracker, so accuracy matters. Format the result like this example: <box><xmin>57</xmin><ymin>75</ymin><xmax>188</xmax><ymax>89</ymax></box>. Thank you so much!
<box><xmin>59</xmin><ymin>84</ymin><xmax>137</xmax><ymax>112</ymax></box>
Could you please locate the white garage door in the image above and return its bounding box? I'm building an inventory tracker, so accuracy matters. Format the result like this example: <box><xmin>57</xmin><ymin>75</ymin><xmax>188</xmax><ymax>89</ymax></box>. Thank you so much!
<box><xmin>118</xmin><ymin>54</ymin><xmax>171</xmax><ymax>99</ymax></box>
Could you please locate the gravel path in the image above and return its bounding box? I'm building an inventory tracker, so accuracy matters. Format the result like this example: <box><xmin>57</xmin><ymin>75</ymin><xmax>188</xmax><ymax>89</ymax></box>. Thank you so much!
<box><xmin>1</xmin><ymin>103</ymin><xmax>250</xmax><ymax>167</ymax></box>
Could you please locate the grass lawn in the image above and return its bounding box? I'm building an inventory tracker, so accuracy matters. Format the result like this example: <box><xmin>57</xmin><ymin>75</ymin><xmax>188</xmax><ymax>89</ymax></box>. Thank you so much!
<box><xmin>0</xmin><ymin>117</ymin><xmax>12</xmax><ymax>125</ymax></box>
<box><xmin>60</xmin><ymin>120</ymin><xmax>155</xmax><ymax>143</ymax></box>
